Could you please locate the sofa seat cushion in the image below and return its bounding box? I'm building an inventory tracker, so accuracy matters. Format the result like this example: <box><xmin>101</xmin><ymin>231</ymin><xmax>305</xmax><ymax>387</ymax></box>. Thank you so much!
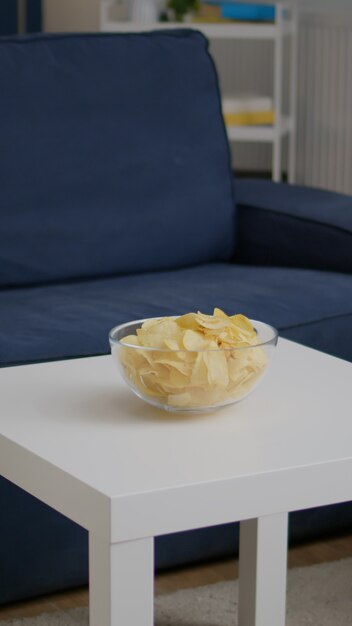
<box><xmin>0</xmin><ymin>31</ymin><xmax>234</xmax><ymax>288</ymax></box>
<box><xmin>1</xmin><ymin>263</ymin><xmax>351</xmax><ymax>367</ymax></box>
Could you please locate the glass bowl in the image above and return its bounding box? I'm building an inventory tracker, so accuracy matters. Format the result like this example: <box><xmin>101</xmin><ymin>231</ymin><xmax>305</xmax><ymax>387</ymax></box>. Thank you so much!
<box><xmin>109</xmin><ymin>317</ymin><xmax>278</xmax><ymax>413</ymax></box>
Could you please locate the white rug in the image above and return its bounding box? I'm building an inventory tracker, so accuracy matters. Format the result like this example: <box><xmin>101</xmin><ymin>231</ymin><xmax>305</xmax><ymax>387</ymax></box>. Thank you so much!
<box><xmin>1</xmin><ymin>558</ymin><xmax>352</xmax><ymax>625</ymax></box>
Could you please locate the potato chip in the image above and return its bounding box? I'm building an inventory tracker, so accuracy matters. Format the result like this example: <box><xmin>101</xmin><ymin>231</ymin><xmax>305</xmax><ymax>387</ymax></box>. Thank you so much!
<box><xmin>119</xmin><ymin>310</ymin><xmax>268</xmax><ymax>409</ymax></box>
<box><xmin>203</xmin><ymin>351</ymin><xmax>229</xmax><ymax>387</ymax></box>
<box><xmin>182</xmin><ymin>329</ymin><xmax>216</xmax><ymax>351</ymax></box>
<box><xmin>191</xmin><ymin>352</ymin><xmax>209</xmax><ymax>386</ymax></box>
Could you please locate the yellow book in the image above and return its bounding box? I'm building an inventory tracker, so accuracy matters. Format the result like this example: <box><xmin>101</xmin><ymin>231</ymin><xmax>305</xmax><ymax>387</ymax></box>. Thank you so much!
<box><xmin>194</xmin><ymin>3</ymin><xmax>222</xmax><ymax>20</ymax></box>
<box><xmin>191</xmin><ymin>3</ymin><xmax>231</xmax><ymax>22</ymax></box>
<box><xmin>224</xmin><ymin>110</ymin><xmax>275</xmax><ymax>126</ymax></box>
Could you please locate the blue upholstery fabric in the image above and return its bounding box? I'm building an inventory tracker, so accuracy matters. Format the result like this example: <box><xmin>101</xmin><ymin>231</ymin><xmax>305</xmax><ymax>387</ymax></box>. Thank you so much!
<box><xmin>0</xmin><ymin>477</ymin><xmax>88</xmax><ymax>604</ymax></box>
<box><xmin>0</xmin><ymin>32</ymin><xmax>234</xmax><ymax>288</ymax></box>
<box><xmin>1</xmin><ymin>263</ymin><xmax>352</xmax><ymax>366</ymax></box>
<box><xmin>235</xmin><ymin>179</ymin><xmax>352</xmax><ymax>273</ymax></box>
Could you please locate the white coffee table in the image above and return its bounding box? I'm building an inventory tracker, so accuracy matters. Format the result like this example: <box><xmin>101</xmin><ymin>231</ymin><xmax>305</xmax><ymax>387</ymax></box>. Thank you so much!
<box><xmin>0</xmin><ymin>338</ymin><xmax>351</xmax><ymax>626</ymax></box>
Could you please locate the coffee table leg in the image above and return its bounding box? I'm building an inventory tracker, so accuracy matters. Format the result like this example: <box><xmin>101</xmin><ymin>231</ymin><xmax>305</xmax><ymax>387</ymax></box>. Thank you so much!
<box><xmin>238</xmin><ymin>513</ymin><xmax>288</xmax><ymax>626</ymax></box>
<box><xmin>89</xmin><ymin>533</ymin><xmax>154</xmax><ymax>626</ymax></box>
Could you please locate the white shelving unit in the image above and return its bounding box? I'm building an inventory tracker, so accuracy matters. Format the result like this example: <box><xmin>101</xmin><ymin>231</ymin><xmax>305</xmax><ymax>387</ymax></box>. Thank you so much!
<box><xmin>100</xmin><ymin>1</ymin><xmax>297</xmax><ymax>182</ymax></box>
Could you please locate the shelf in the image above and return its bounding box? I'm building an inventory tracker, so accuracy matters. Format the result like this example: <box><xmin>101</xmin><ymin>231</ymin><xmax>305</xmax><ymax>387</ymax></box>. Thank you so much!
<box><xmin>226</xmin><ymin>116</ymin><xmax>293</xmax><ymax>142</ymax></box>
<box><xmin>99</xmin><ymin>1</ymin><xmax>298</xmax><ymax>182</ymax></box>
<box><xmin>101</xmin><ymin>20</ymin><xmax>294</xmax><ymax>40</ymax></box>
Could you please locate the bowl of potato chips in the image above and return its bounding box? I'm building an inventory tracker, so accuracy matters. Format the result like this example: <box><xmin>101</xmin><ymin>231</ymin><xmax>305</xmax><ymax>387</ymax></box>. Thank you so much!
<box><xmin>109</xmin><ymin>309</ymin><xmax>278</xmax><ymax>412</ymax></box>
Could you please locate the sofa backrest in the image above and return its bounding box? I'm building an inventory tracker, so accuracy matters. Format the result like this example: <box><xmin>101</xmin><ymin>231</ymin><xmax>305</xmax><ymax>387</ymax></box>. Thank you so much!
<box><xmin>0</xmin><ymin>31</ymin><xmax>235</xmax><ymax>287</ymax></box>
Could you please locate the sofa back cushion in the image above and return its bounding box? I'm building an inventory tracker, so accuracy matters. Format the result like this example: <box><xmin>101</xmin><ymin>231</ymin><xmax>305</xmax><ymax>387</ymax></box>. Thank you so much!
<box><xmin>0</xmin><ymin>31</ymin><xmax>235</xmax><ymax>287</ymax></box>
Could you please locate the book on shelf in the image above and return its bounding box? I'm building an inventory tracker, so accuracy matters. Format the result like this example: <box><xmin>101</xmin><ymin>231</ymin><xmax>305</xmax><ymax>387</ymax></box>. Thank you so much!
<box><xmin>222</xmin><ymin>95</ymin><xmax>275</xmax><ymax>126</ymax></box>
<box><xmin>191</xmin><ymin>3</ymin><xmax>224</xmax><ymax>22</ymax></box>
<box><xmin>192</xmin><ymin>2</ymin><xmax>276</xmax><ymax>23</ymax></box>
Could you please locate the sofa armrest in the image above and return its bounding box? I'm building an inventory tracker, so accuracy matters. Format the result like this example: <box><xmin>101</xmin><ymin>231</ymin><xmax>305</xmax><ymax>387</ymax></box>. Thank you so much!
<box><xmin>234</xmin><ymin>179</ymin><xmax>352</xmax><ymax>273</ymax></box>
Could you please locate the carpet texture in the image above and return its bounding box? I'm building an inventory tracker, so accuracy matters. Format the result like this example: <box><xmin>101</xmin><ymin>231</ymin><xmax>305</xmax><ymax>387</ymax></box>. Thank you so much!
<box><xmin>1</xmin><ymin>558</ymin><xmax>351</xmax><ymax>625</ymax></box>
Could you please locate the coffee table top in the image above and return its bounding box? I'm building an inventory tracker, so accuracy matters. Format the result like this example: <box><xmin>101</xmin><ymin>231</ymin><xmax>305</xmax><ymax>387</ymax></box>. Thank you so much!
<box><xmin>0</xmin><ymin>338</ymin><xmax>351</xmax><ymax>542</ymax></box>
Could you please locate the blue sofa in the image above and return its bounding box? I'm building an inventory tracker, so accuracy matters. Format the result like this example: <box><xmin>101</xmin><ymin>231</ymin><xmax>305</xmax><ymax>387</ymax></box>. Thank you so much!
<box><xmin>0</xmin><ymin>30</ymin><xmax>351</xmax><ymax>605</ymax></box>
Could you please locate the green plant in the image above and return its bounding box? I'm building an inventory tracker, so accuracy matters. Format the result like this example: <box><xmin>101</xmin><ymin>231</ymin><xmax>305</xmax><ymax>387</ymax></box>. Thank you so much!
<box><xmin>167</xmin><ymin>0</ymin><xmax>199</xmax><ymax>21</ymax></box>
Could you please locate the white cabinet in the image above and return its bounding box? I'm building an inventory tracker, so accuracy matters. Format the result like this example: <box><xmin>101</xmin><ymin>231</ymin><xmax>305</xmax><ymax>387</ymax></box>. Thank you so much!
<box><xmin>100</xmin><ymin>1</ymin><xmax>297</xmax><ymax>182</ymax></box>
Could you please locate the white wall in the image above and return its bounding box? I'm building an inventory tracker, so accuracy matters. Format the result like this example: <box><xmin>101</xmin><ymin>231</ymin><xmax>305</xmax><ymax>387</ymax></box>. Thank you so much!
<box><xmin>43</xmin><ymin>0</ymin><xmax>101</xmax><ymax>32</ymax></box>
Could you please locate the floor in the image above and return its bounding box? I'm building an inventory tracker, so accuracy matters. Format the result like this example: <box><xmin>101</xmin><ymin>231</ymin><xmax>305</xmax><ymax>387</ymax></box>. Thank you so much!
<box><xmin>0</xmin><ymin>533</ymin><xmax>351</xmax><ymax>621</ymax></box>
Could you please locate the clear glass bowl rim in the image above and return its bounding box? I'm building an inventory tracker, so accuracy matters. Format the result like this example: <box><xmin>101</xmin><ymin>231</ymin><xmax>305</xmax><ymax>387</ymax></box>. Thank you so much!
<box><xmin>109</xmin><ymin>317</ymin><xmax>278</xmax><ymax>353</ymax></box>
